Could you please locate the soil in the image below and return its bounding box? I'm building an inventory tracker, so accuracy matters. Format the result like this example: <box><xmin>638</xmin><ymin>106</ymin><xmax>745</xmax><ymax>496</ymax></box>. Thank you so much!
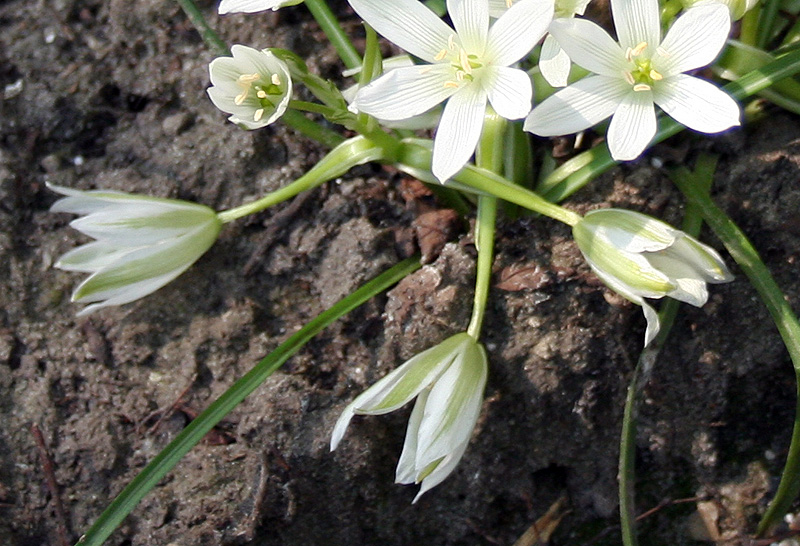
<box><xmin>1</xmin><ymin>1</ymin><xmax>800</xmax><ymax>545</ymax></box>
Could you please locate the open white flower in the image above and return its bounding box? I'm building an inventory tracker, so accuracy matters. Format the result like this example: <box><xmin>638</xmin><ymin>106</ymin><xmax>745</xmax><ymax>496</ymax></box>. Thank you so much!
<box><xmin>207</xmin><ymin>45</ymin><xmax>292</xmax><ymax>129</ymax></box>
<box><xmin>490</xmin><ymin>0</ymin><xmax>591</xmax><ymax>87</ymax></box>
<box><xmin>50</xmin><ymin>185</ymin><xmax>222</xmax><ymax>316</ymax></box>
<box><xmin>331</xmin><ymin>332</ymin><xmax>488</xmax><ymax>502</ymax></box>
<box><xmin>573</xmin><ymin>209</ymin><xmax>733</xmax><ymax>346</ymax></box>
<box><xmin>348</xmin><ymin>0</ymin><xmax>554</xmax><ymax>182</ymax></box>
<box><xmin>218</xmin><ymin>0</ymin><xmax>302</xmax><ymax>14</ymax></box>
<box><xmin>524</xmin><ymin>0</ymin><xmax>740</xmax><ymax>161</ymax></box>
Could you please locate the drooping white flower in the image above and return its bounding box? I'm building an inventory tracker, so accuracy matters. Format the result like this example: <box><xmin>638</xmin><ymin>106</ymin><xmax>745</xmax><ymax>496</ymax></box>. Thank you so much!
<box><xmin>331</xmin><ymin>332</ymin><xmax>488</xmax><ymax>502</ymax></box>
<box><xmin>207</xmin><ymin>45</ymin><xmax>292</xmax><ymax>129</ymax></box>
<box><xmin>50</xmin><ymin>185</ymin><xmax>222</xmax><ymax>316</ymax></box>
<box><xmin>218</xmin><ymin>0</ymin><xmax>302</xmax><ymax>14</ymax></box>
<box><xmin>348</xmin><ymin>0</ymin><xmax>554</xmax><ymax>182</ymax></box>
<box><xmin>524</xmin><ymin>0</ymin><xmax>741</xmax><ymax>161</ymax></box>
<box><xmin>572</xmin><ymin>208</ymin><xmax>733</xmax><ymax>346</ymax></box>
<box><xmin>489</xmin><ymin>0</ymin><xmax>591</xmax><ymax>87</ymax></box>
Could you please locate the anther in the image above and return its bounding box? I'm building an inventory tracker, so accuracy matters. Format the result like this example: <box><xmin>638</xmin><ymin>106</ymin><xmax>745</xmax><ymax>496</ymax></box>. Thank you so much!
<box><xmin>623</xmin><ymin>71</ymin><xmax>635</xmax><ymax>85</ymax></box>
<box><xmin>505</xmin><ymin>0</ymin><xmax>513</xmax><ymax>6</ymax></box>
<box><xmin>443</xmin><ymin>81</ymin><xmax>459</xmax><ymax>89</ymax></box>
<box><xmin>254</xmin><ymin>108</ymin><xmax>265</xmax><ymax>121</ymax></box>
<box><xmin>625</xmin><ymin>47</ymin><xmax>633</xmax><ymax>62</ymax></box>
<box><xmin>234</xmin><ymin>91</ymin><xmax>248</xmax><ymax>105</ymax></box>
<box><xmin>434</xmin><ymin>49</ymin><xmax>447</xmax><ymax>61</ymax></box>
<box><xmin>257</xmin><ymin>90</ymin><xmax>267</xmax><ymax>98</ymax></box>
<box><xmin>633</xmin><ymin>83</ymin><xmax>651</xmax><ymax>92</ymax></box>
<box><xmin>448</xmin><ymin>34</ymin><xmax>456</xmax><ymax>50</ymax></box>
<box><xmin>649</xmin><ymin>69</ymin><xmax>663</xmax><ymax>81</ymax></box>
<box><xmin>271</xmin><ymin>74</ymin><xmax>281</xmax><ymax>86</ymax></box>
<box><xmin>631</xmin><ymin>42</ymin><xmax>648</xmax><ymax>56</ymax></box>
<box><xmin>459</xmin><ymin>48</ymin><xmax>472</xmax><ymax>75</ymax></box>
<box><xmin>238</xmin><ymin>73</ymin><xmax>259</xmax><ymax>83</ymax></box>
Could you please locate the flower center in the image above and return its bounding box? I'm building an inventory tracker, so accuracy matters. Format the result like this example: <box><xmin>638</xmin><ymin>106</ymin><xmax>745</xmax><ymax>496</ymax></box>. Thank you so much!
<box><xmin>434</xmin><ymin>34</ymin><xmax>484</xmax><ymax>89</ymax></box>
<box><xmin>234</xmin><ymin>72</ymin><xmax>284</xmax><ymax>122</ymax></box>
<box><xmin>622</xmin><ymin>42</ymin><xmax>663</xmax><ymax>92</ymax></box>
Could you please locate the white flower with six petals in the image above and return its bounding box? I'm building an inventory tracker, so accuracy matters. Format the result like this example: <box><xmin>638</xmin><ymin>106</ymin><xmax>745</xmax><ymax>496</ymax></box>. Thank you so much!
<box><xmin>524</xmin><ymin>0</ymin><xmax>740</xmax><ymax>161</ymax></box>
<box><xmin>348</xmin><ymin>0</ymin><xmax>554</xmax><ymax>182</ymax></box>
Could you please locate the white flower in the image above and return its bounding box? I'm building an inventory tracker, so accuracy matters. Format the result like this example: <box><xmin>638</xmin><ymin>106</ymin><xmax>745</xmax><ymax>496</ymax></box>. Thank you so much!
<box><xmin>572</xmin><ymin>209</ymin><xmax>733</xmax><ymax>346</ymax></box>
<box><xmin>331</xmin><ymin>332</ymin><xmax>488</xmax><ymax>502</ymax></box>
<box><xmin>682</xmin><ymin>0</ymin><xmax>758</xmax><ymax>20</ymax></box>
<box><xmin>218</xmin><ymin>0</ymin><xmax>302</xmax><ymax>14</ymax></box>
<box><xmin>348</xmin><ymin>0</ymin><xmax>554</xmax><ymax>182</ymax></box>
<box><xmin>524</xmin><ymin>0</ymin><xmax>741</xmax><ymax>161</ymax></box>
<box><xmin>50</xmin><ymin>184</ymin><xmax>222</xmax><ymax>316</ymax></box>
<box><xmin>207</xmin><ymin>45</ymin><xmax>292</xmax><ymax>129</ymax></box>
<box><xmin>489</xmin><ymin>0</ymin><xmax>591</xmax><ymax>87</ymax></box>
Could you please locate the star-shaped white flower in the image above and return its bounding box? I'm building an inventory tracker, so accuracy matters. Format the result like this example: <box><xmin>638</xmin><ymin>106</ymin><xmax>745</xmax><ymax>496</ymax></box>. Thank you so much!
<box><xmin>524</xmin><ymin>0</ymin><xmax>741</xmax><ymax>161</ymax></box>
<box><xmin>348</xmin><ymin>0</ymin><xmax>554</xmax><ymax>182</ymax></box>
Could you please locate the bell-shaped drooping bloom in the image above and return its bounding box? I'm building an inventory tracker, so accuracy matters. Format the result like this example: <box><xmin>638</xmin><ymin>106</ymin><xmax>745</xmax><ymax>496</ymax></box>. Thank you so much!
<box><xmin>348</xmin><ymin>0</ymin><xmax>554</xmax><ymax>183</ymax></box>
<box><xmin>331</xmin><ymin>332</ymin><xmax>488</xmax><ymax>502</ymax></box>
<box><xmin>573</xmin><ymin>209</ymin><xmax>733</xmax><ymax>346</ymax></box>
<box><xmin>524</xmin><ymin>0</ymin><xmax>740</xmax><ymax>161</ymax></box>
<box><xmin>207</xmin><ymin>45</ymin><xmax>292</xmax><ymax>129</ymax></box>
<box><xmin>218</xmin><ymin>0</ymin><xmax>303</xmax><ymax>14</ymax></box>
<box><xmin>50</xmin><ymin>185</ymin><xmax>222</xmax><ymax>316</ymax></box>
<box><xmin>489</xmin><ymin>0</ymin><xmax>591</xmax><ymax>87</ymax></box>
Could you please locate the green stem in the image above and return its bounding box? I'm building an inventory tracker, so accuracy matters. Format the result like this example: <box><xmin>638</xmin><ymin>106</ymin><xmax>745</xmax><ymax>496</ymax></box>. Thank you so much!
<box><xmin>73</xmin><ymin>257</ymin><xmax>421</xmax><ymax>546</ymax></box>
<box><xmin>540</xmin><ymin>48</ymin><xmax>800</xmax><ymax>203</ymax></box>
<box><xmin>740</xmin><ymin>5</ymin><xmax>760</xmax><ymax>46</ymax></box>
<box><xmin>396</xmin><ymin>139</ymin><xmax>582</xmax><ymax>227</ymax></box>
<box><xmin>217</xmin><ymin>135</ymin><xmax>383</xmax><ymax>223</ymax></box>
<box><xmin>304</xmin><ymin>0</ymin><xmax>361</xmax><ymax>70</ymax></box>
<box><xmin>668</xmin><ymin>163</ymin><xmax>800</xmax><ymax>536</ymax></box>
<box><xmin>756</xmin><ymin>0</ymin><xmax>782</xmax><ymax>49</ymax></box>
<box><xmin>282</xmin><ymin>109</ymin><xmax>345</xmax><ymax>148</ymax></box>
<box><xmin>175</xmin><ymin>0</ymin><xmax>229</xmax><ymax>56</ymax></box>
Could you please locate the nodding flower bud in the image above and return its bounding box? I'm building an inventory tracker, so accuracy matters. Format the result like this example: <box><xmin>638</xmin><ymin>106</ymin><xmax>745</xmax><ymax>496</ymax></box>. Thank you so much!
<box><xmin>331</xmin><ymin>333</ymin><xmax>487</xmax><ymax>503</ymax></box>
<box><xmin>218</xmin><ymin>0</ymin><xmax>303</xmax><ymax>15</ymax></box>
<box><xmin>572</xmin><ymin>208</ymin><xmax>733</xmax><ymax>346</ymax></box>
<box><xmin>207</xmin><ymin>45</ymin><xmax>292</xmax><ymax>129</ymax></box>
<box><xmin>49</xmin><ymin>184</ymin><xmax>222</xmax><ymax>316</ymax></box>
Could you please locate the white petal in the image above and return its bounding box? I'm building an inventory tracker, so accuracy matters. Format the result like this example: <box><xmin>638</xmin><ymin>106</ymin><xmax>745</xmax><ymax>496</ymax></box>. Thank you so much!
<box><xmin>69</xmin><ymin>207</ymin><xmax>209</xmax><ymax>244</ymax></box>
<box><xmin>668</xmin><ymin>235</ymin><xmax>733</xmax><ymax>283</ymax></box>
<box><xmin>347</xmin><ymin>0</ymin><xmax>454</xmax><ymax>63</ymax></box>
<box><xmin>218</xmin><ymin>0</ymin><xmax>296</xmax><ymax>13</ymax></box>
<box><xmin>330</xmin><ymin>402</ymin><xmax>357</xmax><ymax>452</ymax></box>
<box><xmin>611</xmin><ymin>0</ymin><xmax>661</xmax><ymax>49</ymax></box>
<box><xmin>524</xmin><ymin>75</ymin><xmax>628</xmax><ymax>136</ymax></box>
<box><xmin>432</xmin><ymin>85</ymin><xmax>488</xmax><ymax>182</ymax></box>
<box><xmin>448</xmin><ymin>0</ymin><xmax>489</xmax><ymax>55</ymax></box>
<box><xmin>488</xmin><ymin>0</ymin><xmax>509</xmax><ymax>17</ymax></box>
<box><xmin>412</xmin><ymin>437</ymin><xmax>470</xmax><ymax>503</ymax></box>
<box><xmin>653</xmin><ymin>74</ymin><xmax>740</xmax><ymax>134</ymax></box>
<box><xmin>547</xmin><ymin>18</ymin><xmax>626</xmax><ymax>77</ymax></box>
<box><xmin>485</xmin><ymin>0</ymin><xmax>554</xmax><ymax>66</ymax></box>
<box><xmin>395</xmin><ymin>390</ymin><xmax>429</xmax><ymax>484</ymax></box>
<box><xmin>606</xmin><ymin>88</ymin><xmax>657</xmax><ymax>160</ymax></box>
<box><xmin>641</xmin><ymin>300</ymin><xmax>660</xmax><ymax>347</ymax></box>
<box><xmin>539</xmin><ymin>33</ymin><xmax>571</xmax><ymax>88</ymax></box>
<box><xmin>482</xmin><ymin>66</ymin><xmax>532</xmax><ymax>119</ymax></box>
<box><xmin>351</xmin><ymin>65</ymin><xmax>457</xmax><ymax>121</ymax></box>
<box><xmin>55</xmin><ymin>241</ymin><xmax>137</xmax><ymax>273</ymax></box>
<box><xmin>656</xmin><ymin>4</ymin><xmax>731</xmax><ymax>75</ymax></box>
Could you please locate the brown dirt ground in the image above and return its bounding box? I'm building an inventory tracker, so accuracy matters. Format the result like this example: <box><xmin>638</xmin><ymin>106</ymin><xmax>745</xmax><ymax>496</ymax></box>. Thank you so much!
<box><xmin>1</xmin><ymin>0</ymin><xmax>800</xmax><ymax>545</ymax></box>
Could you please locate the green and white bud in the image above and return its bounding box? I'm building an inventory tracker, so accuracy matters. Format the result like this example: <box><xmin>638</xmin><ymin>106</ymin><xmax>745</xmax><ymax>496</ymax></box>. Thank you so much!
<box><xmin>207</xmin><ymin>45</ymin><xmax>292</xmax><ymax>129</ymax></box>
<box><xmin>573</xmin><ymin>208</ymin><xmax>733</xmax><ymax>346</ymax></box>
<box><xmin>50</xmin><ymin>184</ymin><xmax>222</xmax><ymax>316</ymax></box>
<box><xmin>218</xmin><ymin>0</ymin><xmax>303</xmax><ymax>14</ymax></box>
<box><xmin>331</xmin><ymin>333</ymin><xmax>487</xmax><ymax>503</ymax></box>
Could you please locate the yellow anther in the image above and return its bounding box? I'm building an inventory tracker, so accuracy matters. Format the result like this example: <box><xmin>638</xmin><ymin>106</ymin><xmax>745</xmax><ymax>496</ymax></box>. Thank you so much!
<box><xmin>649</xmin><ymin>69</ymin><xmax>663</xmax><ymax>81</ymax></box>
<box><xmin>623</xmin><ymin>71</ymin><xmax>635</xmax><ymax>85</ymax></box>
<box><xmin>633</xmin><ymin>83</ymin><xmax>651</xmax><ymax>92</ymax></box>
<box><xmin>234</xmin><ymin>91</ymin><xmax>248</xmax><ymax>105</ymax></box>
<box><xmin>459</xmin><ymin>48</ymin><xmax>472</xmax><ymax>75</ymax></box>
<box><xmin>419</xmin><ymin>66</ymin><xmax>434</xmax><ymax>75</ymax></box>
<box><xmin>455</xmin><ymin>71</ymin><xmax>465</xmax><ymax>81</ymax></box>
<box><xmin>434</xmin><ymin>49</ymin><xmax>447</xmax><ymax>61</ymax></box>
<box><xmin>271</xmin><ymin>73</ymin><xmax>281</xmax><ymax>86</ymax></box>
<box><xmin>506</xmin><ymin>0</ymin><xmax>513</xmax><ymax>6</ymax></box>
<box><xmin>448</xmin><ymin>34</ymin><xmax>456</xmax><ymax>50</ymax></box>
<box><xmin>625</xmin><ymin>47</ymin><xmax>633</xmax><ymax>62</ymax></box>
<box><xmin>254</xmin><ymin>108</ymin><xmax>265</xmax><ymax>121</ymax></box>
<box><xmin>238</xmin><ymin>73</ymin><xmax>259</xmax><ymax>83</ymax></box>
<box><xmin>443</xmin><ymin>81</ymin><xmax>460</xmax><ymax>88</ymax></box>
<box><xmin>257</xmin><ymin>90</ymin><xmax>267</xmax><ymax>98</ymax></box>
<box><xmin>631</xmin><ymin>42</ymin><xmax>648</xmax><ymax>57</ymax></box>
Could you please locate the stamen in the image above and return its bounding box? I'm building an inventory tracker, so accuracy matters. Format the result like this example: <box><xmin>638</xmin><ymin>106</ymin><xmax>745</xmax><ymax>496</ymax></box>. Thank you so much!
<box><xmin>649</xmin><ymin>69</ymin><xmax>663</xmax><ymax>81</ymax></box>
<box><xmin>631</xmin><ymin>42</ymin><xmax>648</xmax><ymax>57</ymax></box>
<box><xmin>234</xmin><ymin>91</ymin><xmax>248</xmax><ymax>105</ymax></box>
<box><xmin>448</xmin><ymin>34</ymin><xmax>456</xmax><ymax>50</ymax></box>
<box><xmin>633</xmin><ymin>83</ymin><xmax>651</xmax><ymax>92</ymax></box>
<box><xmin>455</xmin><ymin>71</ymin><xmax>465</xmax><ymax>81</ymax></box>
<box><xmin>271</xmin><ymin>74</ymin><xmax>281</xmax><ymax>86</ymax></box>
<box><xmin>623</xmin><ymin>71</ymin><xmax>635</xmax><ymax>86</ymax></box>
<box><xmin>257</xmin><ymin>90</ymin><xmax>267</xmax><ymax>98</ymax></box>
<box><xmin>434</xmin><ymin>48</ymin><xmax>447</xmax><ymax>61</ymax></box>
<box><xmin>238</xmin><ymin>73</ymin><xmax>259</xmax><ymax>83</ymax></box>
<box><xmin>443</xmin><ymin>81</ymin><xmax>459</xmax><ymax>89</ymax></box>
<box><xmin>254</xmin><ymin>108</ymin><xmax>265</xmax><ymax>121</ymax></box>
<box><xmin>419</xmin><ymin>66</ymin><xmax>434</xmax><ymax>75</ymax></box>
<box><xmin>459</xmin><ymin>49</ymin><xmax>472</xmax><ymax>75</ymax></box>
<box><xmin>506</xmin><ymin>0</ymin><xmax>513</xmax><ymax>6</ymax></box>
<box><xmin>625</xmin><ymin>47</ymin><xmax>633</xmax><ymax>62</ymax></box>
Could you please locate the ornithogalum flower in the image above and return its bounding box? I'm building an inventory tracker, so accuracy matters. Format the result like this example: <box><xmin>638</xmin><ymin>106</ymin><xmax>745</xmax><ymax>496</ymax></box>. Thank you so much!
<box><xmin>331</xmin><ymin>332</ymin><xmax>488</xmax><ymax>502</ymax></box>
<box><xmin>489</xmin><ymin>0</ymin><xmax>591</xmax><ymax>87</ymax></box>
<box><xmin>218</xmin><ymin>0</ymin><xmax>302</xmax><ymax>14</ymax></box>
<box><xmin>572</xmin><ymin>208</ymin><xmax>733</xmax><ymax>346</ymax></box>
<box><xmin>524</xmin><ymin>0</ymin><xmax>740</xmax><ymax>161</ymax></box>
<box><xmin>50</xmin><ymin>185</ymin><xmax>222</xmax><ymax>316</ymax></box>
<box><xmin>207</xmin><ymin>45</ymin><xmax>292</xmax><ymax>129</ymax></box>
<box><xmin>348</xmin><ymin>0</ymin><xmax>554</xmax><ymax>182</ymax></box>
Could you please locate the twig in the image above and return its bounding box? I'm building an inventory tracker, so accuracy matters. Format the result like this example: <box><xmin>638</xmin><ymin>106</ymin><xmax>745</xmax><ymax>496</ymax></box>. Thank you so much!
<box><xmin>31</xmin><ymin>423</ymin><xmax>71</xmax><ymax>546</ymax></box>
